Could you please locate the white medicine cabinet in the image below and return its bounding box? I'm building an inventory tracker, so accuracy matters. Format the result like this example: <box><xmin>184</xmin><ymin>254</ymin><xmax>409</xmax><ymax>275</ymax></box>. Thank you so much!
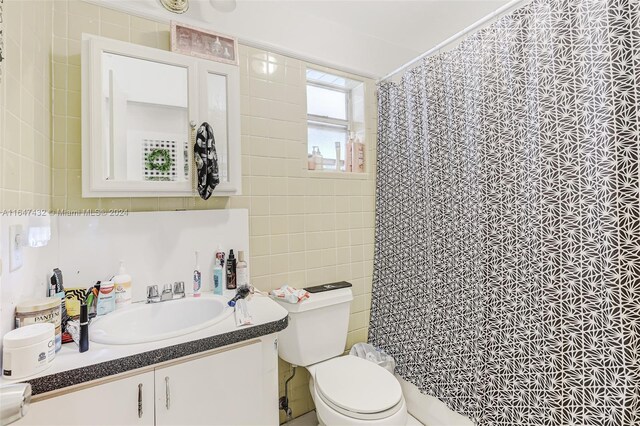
<box><xmin>81</xmin><ymin>34</ymin><xmax>241</xmax><ymax>197</ymax></box>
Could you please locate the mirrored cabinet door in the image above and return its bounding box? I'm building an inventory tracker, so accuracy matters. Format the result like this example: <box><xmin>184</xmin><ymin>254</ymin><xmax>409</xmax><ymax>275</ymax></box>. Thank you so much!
<box><xmin>102</xmin><ymin>52</ymin><xmax>191</xmax><ymax>185</ymax></box>
<box><xmin>82</xmin><ymin>35</ymin><xmax>241</xmax><ymax>197</ymax></box>
<box><xmin>199</xmin><ymin>63</ymin><xmax>241</xmax><ymax>194</ymax></box>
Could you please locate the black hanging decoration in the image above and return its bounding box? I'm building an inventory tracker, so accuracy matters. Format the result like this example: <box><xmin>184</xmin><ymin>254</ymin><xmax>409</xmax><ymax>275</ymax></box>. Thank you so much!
<box><xmin>194</xmin><ymin>122</ymin><xmax>220</xmax><ymax>200</ymax></box>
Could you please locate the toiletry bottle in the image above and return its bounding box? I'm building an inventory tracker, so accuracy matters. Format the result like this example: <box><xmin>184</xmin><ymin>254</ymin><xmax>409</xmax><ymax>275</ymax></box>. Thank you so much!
<box><xmin>346</xmin><ymin>132</ymin><xmax>355</xmax><ymax>172</ymax></box>
<box><xmin>313</xmin><ymin>146</ymin><xmax>324</xmax><ymax>171</ymax></box>
<box><xmin>307</xmin><ymin>153</ymin><xmax>316</xmax><ymax>170</ymax></box>
<box><xmin>335</xmin><ymin>141</ymin><xmax>342</xmax><ymax>171</ymax></box>
<box><xmin>193</xmin><ymin>251</ymin><xmax>202</xmax><ymax>298</ymax></box>
<box><xmin>226</xmin><ymin>249</ymin><xmax>237</xmax><ymax>289</ymax></box>
<box><xmin>96</xmin><ymin>281</ymin><xmax>115</xmax><ymax>316</ymax></box>
<box><xmin>79</xmin><ymin>304</ymin><xmax>89</xmax><ymax>353</ymax></box>
<box><xmin>236</xmin><ymin>251</ymin><xmax>248</xmax><ymax>287</ymax></box>
<box><xmin>215</xmin><ymin>246</ymin><xmax>225</xmax><ymax>272</ymax></box>
<box><xmin>214</xmin><ymin>246</ymin><xmax>225</xmax><ymax>295</ymax></box>
<box><xmin>213</xmin><ymin>260</ymin><xmax>224</xmax><ymax>296</ymax></box>
<box><xmin>50</xmin><ymin>268</ymin><xmax>68</xmax><ymax>350</ymax></box>
<box><xmin>355</xmin><ymin>137</ymin><xmax>365</xmax><ymax>173</ymax></box>
<box><xmin>113</xmin><ymin>260</ymin><xmax>132</xmax><ymax>309</ymax></box>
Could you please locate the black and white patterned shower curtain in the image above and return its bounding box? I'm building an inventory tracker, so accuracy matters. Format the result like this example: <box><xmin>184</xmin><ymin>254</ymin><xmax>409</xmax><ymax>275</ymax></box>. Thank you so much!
<box><xmin>369</xmin><ymin>0</ymin><xmax>639</xmax><ymax>424</ymax></box>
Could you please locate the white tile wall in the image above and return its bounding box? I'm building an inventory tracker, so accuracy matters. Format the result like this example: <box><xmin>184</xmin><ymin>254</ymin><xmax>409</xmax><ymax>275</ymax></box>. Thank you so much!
<box><xmin>0</xmin><ymin>216</ymin><xmax>59</xmax><ymax>355</ymax></box>
<box><xmin>0</xmin><ymin>209</ymin><xmax>249</xmax><ymax>355</ymax></box>
<box><xmin>57</xmin><ymin>209</ymin><xmax>249</xmax><ymax>301</ymax></box>
<box><xmin>2</xmin><ymin>1</ymin><xmax>378</xmax><ymax>420</ymax></box>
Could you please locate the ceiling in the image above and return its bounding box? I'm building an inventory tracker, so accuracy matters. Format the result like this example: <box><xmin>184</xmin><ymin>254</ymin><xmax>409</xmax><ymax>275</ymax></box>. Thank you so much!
<box><xmin>91</xmin><ymin>0</ymin><xmax>511</xmax><ymax>78</ymax></box>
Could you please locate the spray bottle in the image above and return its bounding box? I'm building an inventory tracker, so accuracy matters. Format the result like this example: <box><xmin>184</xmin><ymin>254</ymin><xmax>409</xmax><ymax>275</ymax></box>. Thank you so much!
<box><xmin>213</xmin><ymin>246</ymin><xmax>225</xmax><ymax>295</ymax></box>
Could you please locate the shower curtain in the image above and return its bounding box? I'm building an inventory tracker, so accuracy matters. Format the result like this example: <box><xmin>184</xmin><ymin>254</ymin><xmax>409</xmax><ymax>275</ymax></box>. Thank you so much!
<box><xmin>368</xmin><ymin>0</ymin><xmax>639</xmax><ymax>424</ymax></box>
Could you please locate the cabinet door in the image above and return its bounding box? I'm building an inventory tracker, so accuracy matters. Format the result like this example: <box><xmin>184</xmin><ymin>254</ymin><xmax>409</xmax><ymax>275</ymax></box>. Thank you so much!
<box><xmin>82</xmin><ymin>34</ymin><xmax>200</xmax><ymax>198</ymax></box>
<box><xmin>155</xmin><ymin>341</ymin><xmax>264</xmax><ymax>425</ymax></box>
<box><xmin>15</xmin><ymin>371</ymin><xmax>155</xmax><ymax>426</ymax></box>
<box><xmin>197</xmin><ymin>61</ymin><xmax>242</xmax><ymax>196</ymax></box>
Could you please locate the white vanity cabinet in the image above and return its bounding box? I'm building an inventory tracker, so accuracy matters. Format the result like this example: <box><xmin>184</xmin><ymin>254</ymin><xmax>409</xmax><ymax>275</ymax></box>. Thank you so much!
<box><xmin>82</xmin><ymin>34</ymin><xmax>241</xmax><ymax>197</ymax></box>
<box><xmin>15</xmin><ymin>371</ymin><xmax>155</xmax><ymax>426</ymax></box>
<box><xmin>155</xmin><ymin>340</ymin><xmax>265</xmax><ymax>425</ymax></box>
<box><xmin>18</xmin><ymin>337</ymin><xmax>279</xmax><ymax>426</ymax></box>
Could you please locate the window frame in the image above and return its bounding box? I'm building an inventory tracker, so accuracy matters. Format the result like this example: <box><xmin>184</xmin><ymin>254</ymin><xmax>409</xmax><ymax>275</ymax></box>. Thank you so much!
<box><xmin>306</xmin><ymin>80</ymin><xmax>352</xmax><ymax>129</ymax></box>
<box><xmin>305</xmin><ymin>68</ymin><xmax>369</xmax><ymax>177</ymax></box>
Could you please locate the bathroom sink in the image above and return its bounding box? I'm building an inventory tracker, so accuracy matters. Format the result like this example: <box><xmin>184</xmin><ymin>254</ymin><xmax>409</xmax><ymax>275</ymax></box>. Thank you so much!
<box><xmin>90</xmin><ymin>296</ymin><xmax>233</xmax><ymax>345</ymax></box>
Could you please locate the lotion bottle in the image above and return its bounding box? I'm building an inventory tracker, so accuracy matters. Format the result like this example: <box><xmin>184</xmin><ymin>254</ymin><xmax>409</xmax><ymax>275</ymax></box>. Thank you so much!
<box><xmin>236</xmin><ymin>251</ymin><xmax>248</xmax><ymax>287</ymax></box>
<box><xmin>113</xmin><ymin>261</ymin><xmax>132</xmax><ymax>309</ymax></box>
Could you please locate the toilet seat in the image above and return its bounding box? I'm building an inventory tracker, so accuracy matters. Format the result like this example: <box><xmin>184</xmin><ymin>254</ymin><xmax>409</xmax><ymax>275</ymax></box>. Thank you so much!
<box><xmin>313</xmin><ymin>356</ymin><xmax>404</xmax><ymax>421</ymax></box>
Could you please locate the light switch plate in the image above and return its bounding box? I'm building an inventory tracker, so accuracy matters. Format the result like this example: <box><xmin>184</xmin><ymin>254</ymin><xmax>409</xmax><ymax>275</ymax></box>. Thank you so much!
<box><xmin>9</xmin><ymin>224</ymin><xmax>23</xmax><ymax>272</ymax></box>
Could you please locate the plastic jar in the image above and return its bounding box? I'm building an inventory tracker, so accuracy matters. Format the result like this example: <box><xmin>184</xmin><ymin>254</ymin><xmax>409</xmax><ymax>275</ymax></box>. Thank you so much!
<box><xmin>2</xmin><ymin>323</ymin><xmax>56</xmax><ymax>379</ymax></box>
<box><xmin>15</xmin><ymin>298</ymin><xmax>62</xmax><ymax>352</ymax></box>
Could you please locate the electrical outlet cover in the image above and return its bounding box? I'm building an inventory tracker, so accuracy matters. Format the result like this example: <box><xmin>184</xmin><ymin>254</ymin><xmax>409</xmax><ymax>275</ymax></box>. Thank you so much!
<box><xmin>9</xmin><ymin>224</ymin><xmax>24</xmax><ymax>272</ymax></box>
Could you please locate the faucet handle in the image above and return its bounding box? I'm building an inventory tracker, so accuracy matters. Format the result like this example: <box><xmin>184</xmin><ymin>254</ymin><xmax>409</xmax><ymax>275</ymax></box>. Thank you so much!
<box><xmin>173</xmin><ymin>281</ymin><xmax>185</xmax><ymax>295</ymax></box>
<box><xmin>147</xmin><ymin>285</ymin><xmax>159</xmax><ymax>300</ymax></box>
<box><xmin>163</xmin><ymin>283</ymin><xmax>173</xmax><ymax>293</ymax></box>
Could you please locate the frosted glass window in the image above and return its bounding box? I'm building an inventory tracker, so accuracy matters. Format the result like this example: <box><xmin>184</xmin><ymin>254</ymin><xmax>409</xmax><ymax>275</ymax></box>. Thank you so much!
<box><xmin>307</xmin><ymin>85</ymin><xmax>347</xmax><ymax>120</ymax></box>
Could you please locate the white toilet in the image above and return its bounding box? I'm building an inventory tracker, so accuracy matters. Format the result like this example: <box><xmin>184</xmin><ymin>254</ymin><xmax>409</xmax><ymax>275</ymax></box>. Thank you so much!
<box><xmin>274</xmin><ymin>286</ymin><xmax>408</xmax><ymax>425</ymax></box>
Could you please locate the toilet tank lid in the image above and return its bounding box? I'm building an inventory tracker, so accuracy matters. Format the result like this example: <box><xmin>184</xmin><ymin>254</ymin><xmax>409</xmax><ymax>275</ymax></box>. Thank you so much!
<box><xmin>271</xmin><ymin>288</ymin><xmax>353</xmax><ymax>313</ymax></box>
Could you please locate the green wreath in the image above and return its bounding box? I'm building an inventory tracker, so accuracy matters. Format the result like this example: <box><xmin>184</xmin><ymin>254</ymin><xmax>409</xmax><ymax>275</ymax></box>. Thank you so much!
<box><xmin>145</xmin><ymin>148</ymin><xmax>173</xmax><ymax>172</ymax></box>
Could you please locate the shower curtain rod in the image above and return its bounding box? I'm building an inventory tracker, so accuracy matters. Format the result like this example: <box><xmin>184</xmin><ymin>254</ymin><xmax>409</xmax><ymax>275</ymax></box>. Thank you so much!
<box><xmin>379</xmin><ymin>0</ymin><xmax>531</xmax><ymax>82</ymax></box>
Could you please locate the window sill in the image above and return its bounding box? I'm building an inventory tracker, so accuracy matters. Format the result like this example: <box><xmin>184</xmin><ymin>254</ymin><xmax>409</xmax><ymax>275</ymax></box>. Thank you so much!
<box><xmin>306</xmin><ymin>170</ymin><xmax>371</xmax><ymax>180</ymax></box>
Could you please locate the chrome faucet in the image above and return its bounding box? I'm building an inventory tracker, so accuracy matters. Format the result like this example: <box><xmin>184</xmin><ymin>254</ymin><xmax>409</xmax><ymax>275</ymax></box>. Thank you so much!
<box><xmin>173</xmin><ymin>281</ymin><xmax>185</xmax><ymax>298</ymax></box>
<box><xmin>146</xmin><ymin>282</ymin><xmax>186</xmax><ymax>303</ymax></box>
<box><xmin>146</xmin><ymin>285</ymin><xmax>161</xmax><ymax>303</ymax></box>
<box><xmin>161</xmin><ymin>284</ymin><xmax>173</xmax><ymax>301</ymax></box>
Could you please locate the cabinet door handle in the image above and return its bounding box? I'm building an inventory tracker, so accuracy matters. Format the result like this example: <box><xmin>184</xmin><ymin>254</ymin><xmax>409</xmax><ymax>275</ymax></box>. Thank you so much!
<box><xmin>138</xmin><ymin>383</ymin><xmax>143</xmax><ymax>418</ymax></box>
<box><xmin>165</xmin><ymin>376</ymin><xmax>171</xmax><ymax>410</ymax></box>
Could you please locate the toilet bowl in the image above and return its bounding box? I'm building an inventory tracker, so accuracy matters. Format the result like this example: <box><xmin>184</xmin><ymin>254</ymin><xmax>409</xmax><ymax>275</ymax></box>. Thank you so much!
<box><xmin>307</xmin><ymin>355</ymin><xmax>408</xmax><ymax>425</ymax></box>
<box><xmin>274</xmin><ymin>285</ymin><xmax>410</xmax><ymax>425</ymax></box>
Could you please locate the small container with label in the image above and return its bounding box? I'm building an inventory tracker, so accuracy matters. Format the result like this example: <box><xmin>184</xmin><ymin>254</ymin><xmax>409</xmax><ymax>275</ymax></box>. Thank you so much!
<box><xmin>15</xmin><ymin>298</ymin><xmax>62</xmax><ymax>352</ymax></box>
<box><xmin>2</xmin><ymin>323</ymin><xmax>56</xmax><ymax>379</ymax></box>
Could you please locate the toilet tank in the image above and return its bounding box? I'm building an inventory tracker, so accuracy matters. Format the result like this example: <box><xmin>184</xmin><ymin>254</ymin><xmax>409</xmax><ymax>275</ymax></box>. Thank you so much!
<box><xmin>274</xmin><ymin>287</ymin><xmax>353</xmax><ymax>367</ymax></box>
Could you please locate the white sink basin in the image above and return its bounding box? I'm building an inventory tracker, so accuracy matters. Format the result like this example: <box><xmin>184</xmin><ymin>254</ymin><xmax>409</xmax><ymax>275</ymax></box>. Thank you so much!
<box><xmin>90</xmin><ymin>296</ymin><xmax>233</xmax><ymax>345</ymax></box>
